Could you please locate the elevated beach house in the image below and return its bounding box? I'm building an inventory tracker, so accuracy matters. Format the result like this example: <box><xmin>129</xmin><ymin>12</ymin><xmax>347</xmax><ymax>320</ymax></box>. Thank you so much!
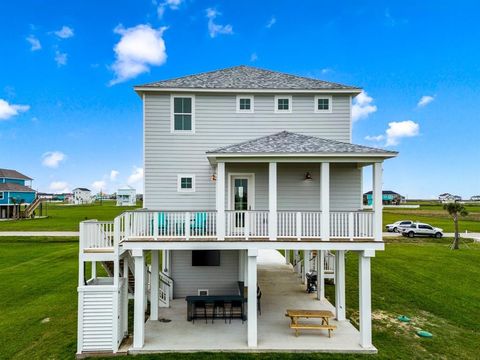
<box><xmin>0</xmin><ymin>168</ymin><xmax>37</xmax><ymax>219</ymax></box>
<box><xmin>77</xmin><ymin>66</ymin><xmax>397</xmax><ymax>355</ymax></box>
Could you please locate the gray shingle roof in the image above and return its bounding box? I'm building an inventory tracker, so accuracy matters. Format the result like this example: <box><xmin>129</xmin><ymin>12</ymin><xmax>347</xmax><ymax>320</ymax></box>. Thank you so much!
<box><xmin>0</xmin><ymin>183</ymin><xmax>35</xmax><ymax>192</ymax></box>
<box><xmin>0</xmin><ymin>168</ymin><xmax>32</xmax><ymax>180</ymax></box>
<box><xmin>207</xmin><ymin>131</ymin><xmax>397</xmax><ymax>155</ymax></box>
<box><xmin>136</xmin><ymin>65</ymin><xmax>360</xmax><ymax>91</ymax></box>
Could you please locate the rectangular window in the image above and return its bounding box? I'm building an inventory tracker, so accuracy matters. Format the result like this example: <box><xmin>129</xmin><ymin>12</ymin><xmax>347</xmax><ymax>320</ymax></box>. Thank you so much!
<box><xmin>274</xmin><ymin>95</ymin><xmax>292</xmax><ymax>113</ymax></box>
<box><xmin>171</xmin><ymin>96</ymin><xmax>195</xmax><ymax>133</ymax></box>
<box><xmin>0</xmin><ymin>192</ymin><xmax>3</xmax><ymax>200</ymax></box>
<box><xmin>236</xmin><ymin>95</ymin><xmax>254</xmax><ymax>113</ymax></box>
<box><xmin>177</xmin><ymin>174</ymin><xmax>195</xmax><ymax>192</ymax></box>
<box><xmin>314</xmin><ymin>95</ymin><xmax>332</xmax><ymax>113</ymax></box>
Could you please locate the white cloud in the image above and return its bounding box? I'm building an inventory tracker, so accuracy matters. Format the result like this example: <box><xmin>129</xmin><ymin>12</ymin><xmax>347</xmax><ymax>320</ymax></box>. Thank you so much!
<box><xmin>385</xmin><ymin>120</ymin><xmax>420</xmax><ymax>146</ymax></box>
<box><xmin>321</xmin><ymin>68</ymin><xmax>332</xmax><ymax>74</ymax></box>
<box><xmin>49</xmin><ymin>181</ymin><xmax>70</xmax><ymax>193</ymax></box>
<box><xmin>352</xmin><ymin>91</ymin><xmax>377</xmax><ymax>122</ymax></box>
<box><xmin>110</xmin><ymin>170</ymin><xmax>119</xmax><ymax>181</ymax></box>
<box><xmin>26</xmin><ymin>35</ymin><xmax>41</xmax><ymax>51</ymax></box>
<box><xmin>54</xmin><ymin>50</ymin><xmax>67</xmax><ymax>66</ymax></box>
<box><xmin>157</xmin><ymin>0</ymin><xmax>183</xmax><ymax>18</ymax></box>
<box><xmin>92</xmin><ymin>180</ymin><xmax>107</xmax><ymax>192</ymax></box>
<box><xmin>0</xmin><ymin>99</ymin><xmax>30</xmax><ymax>120</ymax></box>
<box><xmin>127</xmin><ymin>166</ymin><xmax>144</xmax><ymax>185</ymax></box>
<box><xmin>110</xmin><ymin>24</ymin><xmax>168</xmax><ymax>85</ymax></box>
<box><xmin>250</xmin><ymin>52</ymin><xmax>258</xmax><ymax>62</ymax></box>
<box><xmin>42</xmin><ymin>151</ymin><xmax>66</xmax><ymax>168</ymax></box>
<box><xmin>417</xmin><ymin>95</ymin><xmax>434</xmax><ymax>107</ymax></box>
<box><xmin>266</xmin><ymin>16</ymin><xmax>276</xmax><ymax>28</ymax></box>
<box><xmin>54</xmin><ymin>26</ymin><xmax>74</xmax><ymax>39</ymax></box>
<box><xmin>364</xmin><ymin>134</ymin><xmax>385</xmax><ymax>142</ymax></box>
<box><xmin>206</xmin><ymin>8</ymin><xmax>233</xmax><ymax>38</ymax></box>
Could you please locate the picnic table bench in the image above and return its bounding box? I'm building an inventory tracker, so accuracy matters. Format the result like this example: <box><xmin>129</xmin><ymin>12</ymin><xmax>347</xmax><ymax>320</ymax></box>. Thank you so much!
<box><xmin>285</xmin><ymin>309</ymin><xmax>336</xmax><ymax>337</ymax></box>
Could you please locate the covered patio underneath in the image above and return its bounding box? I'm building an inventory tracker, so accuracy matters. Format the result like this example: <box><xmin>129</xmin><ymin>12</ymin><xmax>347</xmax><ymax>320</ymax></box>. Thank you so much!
<box><xmin>130</xmin><ymin>250</ymin><xmax>376</xmax><ymax>354</ymax></box>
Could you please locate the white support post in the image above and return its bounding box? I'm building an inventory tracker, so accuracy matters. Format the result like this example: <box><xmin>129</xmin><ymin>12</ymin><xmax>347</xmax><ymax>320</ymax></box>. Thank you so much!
<box><xmin>320</xmin><ymin>162</ymin><xmax>330</xmax><ymax>241</ymax></box>
<box><xmin>216</xmin><ymin>162</ymin><xmax>226</xmax><ymax>240</ymax></box>
<box><xmin>293</xmin><ymin>250</ymin><xmax>299</xmax><ymax>273</ymax></box>
<box><xmin>268</xmin><ymin>162</ymin><xmax>277</xmax><ymax>240</ymax></box>
<box><xmin>185</xmin><ymin>212</ymin><xmax>191</xmax><ymax>240</ymax></box>
<box><xmin>151</xmin><ymin>250</ymin><xmax>159</xmax><ymax>321</ymax></box>
<box><xmin>239</xmin><ymin>250</ymin><xmax>245</xmax><ymax>282</ymax></box>
<box><xmin>348</xmin><ymin>212</ymin><xmax>354</xmax><ymax>241</ymax></box>
<box><xmin>162</xmin><ymin>250</ymin><xmax>166</xmax><ymax>272</ymax></box>
<box><xmin>285</xmin><ymin>249</ymin><xmax>290</xmax><ymax>265</ymax></box>
<box><xmin>123</xmin><ymin>258</ymin><xmax>129</xmax><ymax>335</ymax></box>
<box><xmin>245</xmin><ymin>211</ymin><xmax>250</xmax><ymax>240</ymax></box>
<box><xmin>247</xmin><ymin>249</ymin><xmax>258</xmax><ymax>347</ymax></box>
<box><xmin>301</xmin><ymin>250</ymin><xmax>307</xmax><ymax>284</ymax></box>
<box><xmin>91</xmin><ymin>261</ymin><xmax>97</xmax><ymax>279</ymax></box>
<box><xmin>359</xmin><ymin>251</ymin><xmax>373</xmax><ymax>348</ymax></box>
<box><xmin>133</xmin><ymin>250</ymin><xmax>145</xmax><ymax>349</ymax></box>
<box><xmin>373</xmin><ymin>162</ymin><xmax>383</xmax><ymax>241</ymax></box>
<box><xmin>153</xmin><ymin>214</ymin><xmax>159</xmax><ymax>239</ymax></box>
<box><xmin>304</xmin><ymin>250</ymin><xmax>311</xmax><ymax>275</ymax></box>
<box><xmin>243</xmin><ymin>250</ymin><xmax>248</xmax><ymax>283</ymax></box>
<box><xmin>335</xmin><ymin>250</ymin><xmax>346</xmax><ymax>321</ymax></box>
<box><xmin>317</xmin><ymin>250</ymin><xmax>325</xmax><ymax>300</ymax></box>
<box><xmin>296</xmin><ymin>211</ymin><xmax>302</xmax><ymax>240</ymax></box>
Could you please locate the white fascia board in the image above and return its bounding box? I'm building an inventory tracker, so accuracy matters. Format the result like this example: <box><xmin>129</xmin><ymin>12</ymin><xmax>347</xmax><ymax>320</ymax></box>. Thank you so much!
<box><xmin>206</xmin><ymin>153</ymin><xmax>397</xmax><ymax>164</ymax></box>
<box><xmin>134</xmin><ymin>87</ymin><xmax>363</xmax><ymax>95</ymax></box>
<box><xmin>121</xmin><ymin>241</ymin><xmax>385</xmax><ymax>252</ymax></box>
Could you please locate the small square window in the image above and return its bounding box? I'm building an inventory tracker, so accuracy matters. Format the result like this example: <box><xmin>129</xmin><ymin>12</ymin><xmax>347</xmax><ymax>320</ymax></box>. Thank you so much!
<box><xmin>317</xmin><ymin>98</ymin><xmax>329</xmax><ymax>110</ymax></box>
<box><xmin>278</xmin><ymin>98</ymin><xmax>289</xmax><ymax>110</ymax></box>
<box><xmin>275</xmin><ymin>96</ymin><xmax>292</xmax><ymax>112</ymax></box>
<box><xmin>181</xmin><ymin>177</ymin><xmax>192</xmax><ymax>189</ymax></box>
<box><xmin>236</xmin><ymin>95</ymin><xmax>254</xmax><ymax>113</ymax></box>
<box><xmin>178</xmin><ymin>175</ymin><xmax>195</xmax><ymax>192</ymax></box>
<box><xmin>314</xmin><ymin>96</ymin><xmax>332</xmax><ymax>113</ymax></box>
<box><xmin>239</xmin><ymin>98</ymin><xmax>251</xmax><ymax>110</ymax></box>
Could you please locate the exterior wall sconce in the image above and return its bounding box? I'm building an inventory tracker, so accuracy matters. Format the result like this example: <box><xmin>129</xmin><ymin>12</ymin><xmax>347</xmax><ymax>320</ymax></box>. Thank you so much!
<box><xmin>211</xmin><ymin>174</ymin><xmax>217</xmax><ymax>181</ymax></box>
<box><xmin>304</xmin><ymin>172</ymin><xmax>313</xmax><ymax>181</ymax></box>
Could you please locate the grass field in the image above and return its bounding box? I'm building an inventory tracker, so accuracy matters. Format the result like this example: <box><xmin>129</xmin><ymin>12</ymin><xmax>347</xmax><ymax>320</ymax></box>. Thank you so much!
<box><xmin>0</xmin><ymin>200</ymin><xmax>141</xmax><ymax>231</ymax></box>
<box><xmin>1</xmin><ymin>236</ymin><xmax>478</xmax><ymax>360</ymax></box>
<box><xmin>383</xmin><ymin>203</ymin><xmax>480</xmax><ymax>232</ymax></box>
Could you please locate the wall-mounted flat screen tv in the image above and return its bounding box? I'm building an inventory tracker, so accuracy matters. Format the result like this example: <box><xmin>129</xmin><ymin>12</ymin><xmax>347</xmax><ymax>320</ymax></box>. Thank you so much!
<box><xmin>192</xmin><ymin>250</ymin><xmax>220</xmax><ymax>266</ymax></box>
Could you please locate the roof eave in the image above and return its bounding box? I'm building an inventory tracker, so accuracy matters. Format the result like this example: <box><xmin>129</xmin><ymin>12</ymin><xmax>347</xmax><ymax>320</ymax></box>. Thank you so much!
<box><xmin>134</xmin><ymin>87</ymin><xmax>362</xmax><ymax>95</ymax></box>
<box><xmin>206</xmin><ymin>152</ymin><xmax>398</xmax><ymax>163</ymax></box>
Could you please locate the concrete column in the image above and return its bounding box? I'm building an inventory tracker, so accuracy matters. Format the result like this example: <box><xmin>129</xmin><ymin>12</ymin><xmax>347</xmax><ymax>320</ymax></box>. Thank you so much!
<box><xmin>216</xmin><ymin>162</ymin><xmax>226</xmax><ymax>240</ymax></box>
<box><xmin>133</xmin><ymin>250</ymin><xmax>145</xmax><ymax>349</ymax></box>
<box><xmin>247</xmin><ymin>249</ymin><xmax>258</xmax><ymax>347</ymax></box>
<box><xmin>239</xmin><ymin>250</ymin><xmax>245</xmax><ymax>282</ymax></box>
<box><xmin>359</xmin><ymin>250</ymin><xmax>374</xmax><ymax>348</ymax></box>
<box><xmin>268</xmin><ymin>162</ymin><xmax>277</xmax><ymax>240</ymax></box>
<box><xmin>150</xmin><ymin>250</ymin><xmax>159</xmax><ymax>321</ymax></box>
<box><xmin>317</xmin><ymin>250</ymin><xmax>325</xmax><ymax>300</ymax></box>
<box><xmin>373</xmin><ymin>162</ymin><xmax>383</xmax><ymax>241</ymax></box>
<box><xmin>320</xmin><ymin>162</ymin><xmax>330</xmax><ymax>241</ymax></box>
<box><xmin>285</xmin><ymin>249</ymin><xmax>290</xmax><ymax>265</ymax></box>
<box><xmin>335</xmin><ymin>250</ymin><xmax>346</xmax><ymax>321</ymax></box>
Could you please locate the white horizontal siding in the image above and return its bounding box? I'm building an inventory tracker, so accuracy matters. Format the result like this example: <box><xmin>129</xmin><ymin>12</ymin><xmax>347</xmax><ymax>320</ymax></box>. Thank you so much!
<box><xmin>171</xmin><ymin>250</ymin><xmax>239</xmax><ymax>298</ymax></box>
<box><xmin>144</xmin><ymin>93</ymin><xmax>353</xmax><ymax>210</ymax></box>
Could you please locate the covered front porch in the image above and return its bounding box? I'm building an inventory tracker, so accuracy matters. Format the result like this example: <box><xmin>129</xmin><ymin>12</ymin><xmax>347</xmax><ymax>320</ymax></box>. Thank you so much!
<box><xmin>129</xmin><ymin>248</ymin><xmax>377</xmax><ymax>353</ymax></box>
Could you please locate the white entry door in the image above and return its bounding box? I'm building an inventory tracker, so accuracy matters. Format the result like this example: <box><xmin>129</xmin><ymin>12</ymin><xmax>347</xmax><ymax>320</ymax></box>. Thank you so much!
<box><xmin>229</xmin><ymin>174</ymin><xmax>255</xmax><ymax>233</ymax></box>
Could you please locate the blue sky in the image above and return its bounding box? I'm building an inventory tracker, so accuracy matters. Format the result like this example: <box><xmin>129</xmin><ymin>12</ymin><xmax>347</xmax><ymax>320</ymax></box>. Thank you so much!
<box><xmin>0</xmin><ymin>1</ymin><xmax>479</xmax><ymax>198</ymax></box>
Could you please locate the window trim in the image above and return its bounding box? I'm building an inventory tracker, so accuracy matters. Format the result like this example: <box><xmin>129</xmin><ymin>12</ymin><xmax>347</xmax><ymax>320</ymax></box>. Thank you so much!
<box><xmin>177</xmin><ymin>174</ymin><xmax>196</xmax><ymax>193</ymax></box>
<box><xmin>274</xmin><ymin>95</ymin><xmax>292</xmax><ymax>113</ymax></box>
<box><xmin>314</xmin><ymin>95</ymin><xmax>333</xmax><ymax>113</ymax></box>
<box><xmin>236</xmin><ymin>95</ymin><xmax>254</xmax><ymax>113</ymax></box>
<box><xmin>171</xmin><ymin>95</ymin><xmax>195</xmax><ymax>134</ymax></box>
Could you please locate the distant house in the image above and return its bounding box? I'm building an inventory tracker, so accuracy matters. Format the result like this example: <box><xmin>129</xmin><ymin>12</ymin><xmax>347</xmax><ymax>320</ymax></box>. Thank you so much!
<box><xmin>0</xmin><ymin>168</ymin><xmax>37</xmax><ymax>219</ymax></box>
<box><xmin>116</xmin><ymin>186</ymin><xmax>136</xmax><ymax>206</ymax></box>
<box><xmin>71</xmin><ymin>188</ymin><xmax>93</xmax><ymax>205</ymax></box>
<box><xmin>470</xmin><ymin>195</ymin><xmax>480</xmax><ymax>201</ymax></box>
<box><xmin>438</xmin><ymin>193</ymin><xmax>462</xmax><ymax>203</ymax></box>
<box><xmin>363</xmin><ymin>190</ymin><xmax>404</xmax><ymax>206</ymax></box>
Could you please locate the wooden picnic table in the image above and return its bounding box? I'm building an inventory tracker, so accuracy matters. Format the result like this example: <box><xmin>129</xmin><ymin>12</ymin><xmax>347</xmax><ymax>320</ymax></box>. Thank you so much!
<box><xmin>285</xmin><ymin>309</ymin><xmax>336</xmax><ymax>337</ymax></box>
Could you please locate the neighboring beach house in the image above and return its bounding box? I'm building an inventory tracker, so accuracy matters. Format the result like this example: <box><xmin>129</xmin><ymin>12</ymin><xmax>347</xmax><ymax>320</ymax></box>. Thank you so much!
<box><xmin>72</xmin><ymin>188</ymin><xmax>93</xmax><ymax>204</ymax></box>
<box><xmin>363</xmin><ymin>190</ymin><xmax>404</xmax><ymax>206</ymax></box>
<box><xmin>116</xmin><ymin>186</ymin><xmax>136</xmax><ymax>206</ymax></box>
<box><xmin>77</xmin><ymin>66</ymin><xmax>397</xmax><ymax>355</ymax></box>
<box><xmin>0</xmin><ymin>168</ymin><xmax>37</xmax><ymax>219</ymax></box>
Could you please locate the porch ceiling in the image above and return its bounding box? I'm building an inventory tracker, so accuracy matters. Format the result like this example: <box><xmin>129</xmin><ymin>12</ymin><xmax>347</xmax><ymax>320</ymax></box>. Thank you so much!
<box><xmin>131</xmin><ymin>250</ymin><xmax>376</xmax><ymax>353</ymax></box>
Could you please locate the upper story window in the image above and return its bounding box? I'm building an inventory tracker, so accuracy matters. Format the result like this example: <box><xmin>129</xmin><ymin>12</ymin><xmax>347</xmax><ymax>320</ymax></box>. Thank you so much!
<box><xmin>274</xmin><ymin>95</ymin><xmax>292</xmax><ymax>113</ymax></box>
<box><xmin>171</xmin><ymin>95</ymin><xmax>195</xmax><ymax>134</ymax></box>
<box><xmin>314</xmin><ymin>95</ymin><xmax>332</xmax><ymax>113</ymax></box>
<box><xmin>0</xmin><ymin>192</ymin><xmax>3</xmax><ymax>200</ymax></box>
<box><xmin>177</xmin><ymin>174</ymin><xmax>195</xmax><ymax>193</ymax></box>
<box><xmin>236</xmin><ymin>95</ymin><xmax>254</xmax><ymax>113</ymax></box>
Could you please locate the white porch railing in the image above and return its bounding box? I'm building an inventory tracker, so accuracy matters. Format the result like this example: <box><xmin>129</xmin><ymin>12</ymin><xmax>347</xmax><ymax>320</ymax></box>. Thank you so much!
<box><xmin>277</xmin><ymin>211</ymin><xmax>323</xmax><ymax>239</ymax></box>
<box><xmin>330</xmin><ymin>211</ymin><xmax>374</xmax><ymax>239</ymax></box>
<box><xmin>225</xmin><ymin>210</ymin><xmax>269</xmax><ymax>238</ymax></box>
<box><xmin>80</xmin><ymin>220</ymin><xmax>115</xmax><ymax>249</ymax></box>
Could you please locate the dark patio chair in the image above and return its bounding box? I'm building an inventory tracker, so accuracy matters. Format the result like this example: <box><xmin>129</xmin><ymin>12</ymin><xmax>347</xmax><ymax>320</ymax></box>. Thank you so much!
<box><xmin>229</xmin><ymin>300</ymin><xmax>244</xmax><ymax>324</ymax></box>
<box><xmin>192</xmin><ymin>300</ymin><xmax>207</xmax><ymax>324</ymax></box>
<box><xmin>213</xmin><ymin>300</ymin><xmax>226</xmax><ymax>323</ymax></box>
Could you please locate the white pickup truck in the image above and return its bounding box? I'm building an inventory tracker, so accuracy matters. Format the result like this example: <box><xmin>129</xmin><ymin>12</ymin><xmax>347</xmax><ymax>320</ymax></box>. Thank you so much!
<box><xmin>400</xmin><ymin>223</ymin><xmax>443</xmax><ymax>238</ymax></box>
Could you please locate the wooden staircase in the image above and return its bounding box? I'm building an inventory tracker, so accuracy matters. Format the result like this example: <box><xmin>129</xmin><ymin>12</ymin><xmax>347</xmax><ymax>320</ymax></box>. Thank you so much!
<box><xmin>101</xmin><ymin>259</ymin><xmax>135</xmax><ymax>294</ymax></box>
<box><xmin>22</xmin><ymin>197</ymin><xmax>44</xmax><ymax>218</ymax></box>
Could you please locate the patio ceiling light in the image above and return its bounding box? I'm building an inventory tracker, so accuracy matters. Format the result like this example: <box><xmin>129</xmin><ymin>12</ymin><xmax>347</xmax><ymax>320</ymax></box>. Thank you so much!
<box><xmin>304</xmin><ymin>172</ymin><xmax>313</xmax><ymax>181</ymax></box>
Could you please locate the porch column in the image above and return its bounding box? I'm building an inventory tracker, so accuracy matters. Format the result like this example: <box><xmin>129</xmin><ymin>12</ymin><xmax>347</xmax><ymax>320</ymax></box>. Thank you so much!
<box><xmin>132</xmin><ymin>249</ymin><xmax>145</xmax><ymax>349</ymax></box>
<box><xmin>320</xmin><ymin>162</ymin><xmax>330</xmax><ymax>241</ymax></box>
<box><xmin>150</xmin><ymin>250</ymin><xmax>159</xmax><ymax>321</ymax></box>
<box><xmin>335</xmin><ymin>250</ymin><xmax>346</xmax><ymax>321</ymax></box>
<box><xmin>317</xmin><ymin>250</ymin><xmax>325</xmax><ymax>300</ymax></box>
<box><xmin>372</xmin><ymin>162</ymin><xmax>383</xmax><ymax>241</ymax></box>
<box><xmin>285</xmin><ymin>249</ymin><xmax>290</xmax><ymax>265</ymax></box>
<box><xmin>239</xmin><ymin>250</ymin><xmax>245</xmax><ymax>282</ymax></box>
<box><xmin>304</xmin><ymin>250</ymin><xmax>310</xmax><ymax>283</ymax></box>
<box><xmin>293</xmin><ymin>250</ymin><xmax>299</xmax><ymax>274</ymax></box>
<box><xmin>91</xmin><ymin>261</ymin><xmax>97</xmax><ymax>279</ymax></box>
<box><xmin>247</xmin><ymin>249</ymin><xmax>258</xmax><ymax>347</ymax></box>
<box><xmin>359</xmin><ymin>250</ymin><xmax>374</xmax><ymax>348</ymax></box>
<box><xmin>216</xmin><ymin>162</ymin><xmax>226</xmax><ymax>240</ymax></box>
<box><xmin>268</xmin><ymin>162</ymin><xmax>277</xmax><ymax>240</ymax></box>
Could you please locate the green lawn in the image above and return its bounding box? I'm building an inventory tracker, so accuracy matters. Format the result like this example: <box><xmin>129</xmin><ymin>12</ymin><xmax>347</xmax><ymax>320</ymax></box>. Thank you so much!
<box><xmin>1</xmin><ymin>236</ymin><xmax>479</xmax><ymax>359</ymax></box>
<box><xmin>383</xmin><ymin>203</ymin><xmax>480</xmax><ymax>233</ymax></box>
<box><xmin>0</xmin><ymin>200</ymin><xmax>142</xmax><ymax>231</ymax></box>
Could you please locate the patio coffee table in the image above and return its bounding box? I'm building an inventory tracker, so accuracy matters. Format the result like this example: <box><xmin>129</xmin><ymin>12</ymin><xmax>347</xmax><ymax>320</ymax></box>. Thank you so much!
<box><xmin>285</xmin><ymin>309</ymin><xmax>336</xmax><ymax>337</ymax></box>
